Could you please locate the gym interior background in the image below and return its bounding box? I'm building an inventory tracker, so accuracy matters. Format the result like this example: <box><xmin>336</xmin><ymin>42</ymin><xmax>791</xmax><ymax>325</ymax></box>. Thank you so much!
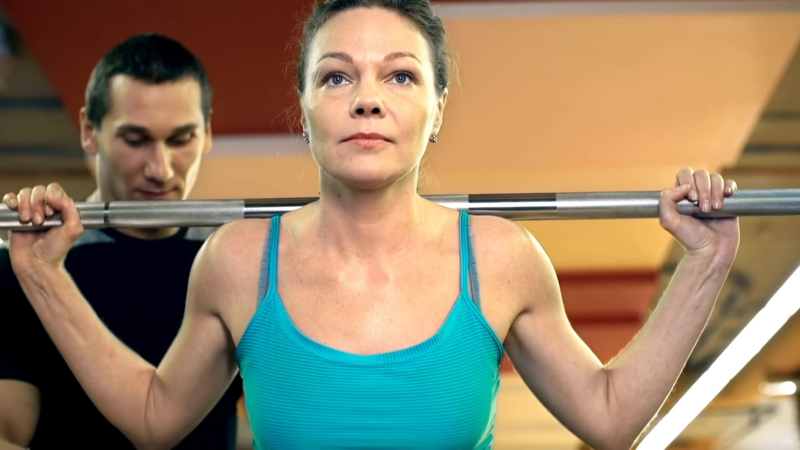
<box><xmin>1</xmin><ymin>1</ymin><xmax>800</xmax><ymax>449</ymax></box>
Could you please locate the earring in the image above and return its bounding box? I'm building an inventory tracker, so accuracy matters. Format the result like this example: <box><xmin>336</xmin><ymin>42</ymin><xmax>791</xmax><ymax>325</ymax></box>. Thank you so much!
<box><xmin>429</xmin><ymin>133</ymin><xmax>438</xmax><ymax>143</ymax></box>
<box><xmin>302</xmin><ymin>132</ymin><xmax>309</xmax><ymax>144</ymax></box>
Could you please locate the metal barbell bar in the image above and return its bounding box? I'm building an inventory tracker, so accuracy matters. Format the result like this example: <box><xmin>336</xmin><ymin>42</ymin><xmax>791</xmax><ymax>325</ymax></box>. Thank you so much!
<box><xmin>1</xmin><ymin>189</ymin><xmax>799</xmax><ymax>231</ymax></box>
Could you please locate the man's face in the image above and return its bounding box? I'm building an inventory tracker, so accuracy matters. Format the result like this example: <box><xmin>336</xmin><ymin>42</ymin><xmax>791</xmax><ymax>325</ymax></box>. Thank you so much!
<box><xmin>81</xmin><ymin>75</ymin><xmax>211</xmax><ymax>202</ymax></box>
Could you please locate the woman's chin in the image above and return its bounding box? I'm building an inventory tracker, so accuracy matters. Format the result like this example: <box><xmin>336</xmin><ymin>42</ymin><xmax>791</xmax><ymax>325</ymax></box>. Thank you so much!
<box><xmin>325</xmin><ymin>167</ymin><xmax>414</xmax><ymax>193</ymax></box>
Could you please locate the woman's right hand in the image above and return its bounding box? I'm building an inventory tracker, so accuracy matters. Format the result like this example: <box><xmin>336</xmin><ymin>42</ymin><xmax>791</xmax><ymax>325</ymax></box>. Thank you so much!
<box><xmin>2</xmin><ymin>183</ymin><xmax>84</xmax><ymax>278</ymax></box>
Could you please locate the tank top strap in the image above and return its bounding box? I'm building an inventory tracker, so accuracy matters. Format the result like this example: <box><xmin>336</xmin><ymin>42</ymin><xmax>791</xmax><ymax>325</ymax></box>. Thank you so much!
<box><xmin>255</xmin><ymin>215</ymin><xmax>282</xmax><ymax>310</ymax></box>
<box><xmin>459</xmin><ymin>211</ymin><xmax>482</xmax><ymax>309</ymax></box>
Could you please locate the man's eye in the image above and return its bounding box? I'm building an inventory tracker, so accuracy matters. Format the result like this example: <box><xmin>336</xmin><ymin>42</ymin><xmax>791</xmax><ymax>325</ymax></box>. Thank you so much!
<box><xmin>169</xmin><ymin>134</ymin><xmax>195</xmax><ymax>146</ymax></box>
<box><xmin>124</xmin><ymin>138</ymin><xmax>145</xmax><ymax>147</ymax></box>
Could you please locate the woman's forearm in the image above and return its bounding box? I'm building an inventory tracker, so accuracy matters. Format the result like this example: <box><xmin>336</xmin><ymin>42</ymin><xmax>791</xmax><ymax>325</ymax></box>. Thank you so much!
<box><xmin>603</xmin><ymin>253</ymin><xmax>731</xmax><ymax>447</ymax></box>
<box><xmin>15</xmin><ymin>267</ymin><xmax>157</xmax><ymax>446</ymax></box>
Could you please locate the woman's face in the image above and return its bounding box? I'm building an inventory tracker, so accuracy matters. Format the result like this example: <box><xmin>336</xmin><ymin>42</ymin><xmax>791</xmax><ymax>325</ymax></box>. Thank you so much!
<box><xmin>301</xmin><ymin>7</ymin><xmax>446</xmax><ymax>192</ymax></box>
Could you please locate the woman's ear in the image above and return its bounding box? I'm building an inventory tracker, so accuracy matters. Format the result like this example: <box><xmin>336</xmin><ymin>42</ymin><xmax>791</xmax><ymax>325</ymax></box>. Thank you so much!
<box><xmin>432</xmin><ymin>88</ymin><xmax>448</xmax><ymax>136</ymax></box>
<box><xmin>299</xmin><ymin>112</ymin><xmax>308</xmax><ymax>136</ymax></box>
<box><xmin>297</xmin><ymin>89</ymin><xmax>308</xmax><ymax>134</ymax></box>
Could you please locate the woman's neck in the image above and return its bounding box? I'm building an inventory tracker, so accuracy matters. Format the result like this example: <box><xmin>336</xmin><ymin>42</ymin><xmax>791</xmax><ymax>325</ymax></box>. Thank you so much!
<box><xmin>308</xmin><ymin>173</ymin><xmax>431</xmax><ymax>258</ymax></box>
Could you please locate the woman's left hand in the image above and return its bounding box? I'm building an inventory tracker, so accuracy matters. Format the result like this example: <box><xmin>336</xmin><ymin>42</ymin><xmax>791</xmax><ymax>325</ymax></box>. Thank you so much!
<box><xmin>659</xmin><ymin>167</ymin><xmax>741</xmax><ymax>266</ymax></box>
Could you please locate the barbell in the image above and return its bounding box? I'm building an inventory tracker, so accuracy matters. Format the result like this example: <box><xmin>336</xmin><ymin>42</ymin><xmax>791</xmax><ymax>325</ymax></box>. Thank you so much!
<box><xmin>1</xmin><ymin>189</ymin><xmax>799</xmax><ymax>231</ymax></box>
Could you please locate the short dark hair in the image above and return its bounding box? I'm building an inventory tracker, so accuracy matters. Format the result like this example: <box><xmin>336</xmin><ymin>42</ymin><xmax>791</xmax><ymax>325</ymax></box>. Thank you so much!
<box><xmin>85</xmin><ymin>33</ymin><xmax>212</xmax><ymax>128</ymax></box>
<box><xmin>296</xmin><ymin>0</ymin><xmax>450</xmax><ymax>97</ymax></box>
<box><xmin>0</xmin><ymin>22</ymin><xmax>21</xmax><ymax>57</ymax></box>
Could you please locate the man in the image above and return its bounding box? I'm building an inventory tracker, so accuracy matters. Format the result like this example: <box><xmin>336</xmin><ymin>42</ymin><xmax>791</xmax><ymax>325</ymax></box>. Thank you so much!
<box><xmin>0</xmin><ymin>20</ymin><xmax>21</xmax><ymax>91</ymax></box>
<box><xmin>0</xmin><ymin>33</ymin><xmax>245</xmax><ymax>449</ymax></box>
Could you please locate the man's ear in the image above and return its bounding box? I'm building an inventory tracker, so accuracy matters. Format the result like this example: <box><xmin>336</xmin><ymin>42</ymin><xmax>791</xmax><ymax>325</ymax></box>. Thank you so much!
<box><xmin>79</xmin><ymin>106</ymin><xmax>99</xmax><ymax>157</ymax></box>
<box><xmin>203</xmin><ymin>111</ymin><xmax>213</xmax><ymax>156</ymax></box>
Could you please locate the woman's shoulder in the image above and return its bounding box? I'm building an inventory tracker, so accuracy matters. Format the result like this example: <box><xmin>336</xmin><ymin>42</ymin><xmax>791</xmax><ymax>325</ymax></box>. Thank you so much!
<box><xmin>468</xmin><ymin>215</ymin><xmax>538</xmax><ymax>252</ymax></box>
<box><xmin>190</xmin><ymin>218</ymin><xmax>273</xmax><ymax>302</ymax></box>
<box><xmin>465</xmin><ymin>215</ymin><xmax>562</xmax><ymax>319</ymax></box>
<box><xmin>467</xmin><ymin>214</ymin><xmax>555</xmax><ymax>282</ymax></box>
<box><xmin>205</xmin><ymin>217</ymin><xmax>273</xmax><ymax>262</ymax></box>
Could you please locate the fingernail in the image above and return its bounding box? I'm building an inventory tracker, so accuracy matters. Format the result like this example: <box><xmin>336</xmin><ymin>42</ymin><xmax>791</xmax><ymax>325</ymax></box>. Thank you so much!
<box><xmin>702</xmin><ymin>200</ymin><xmax>710</xmax><ymax>212</ymax></box>
<box><xmin>726</xmin><ymin>186</ymin><xmax>732</xmax><ymax>194</ymax></box>
<box><xmin>714</xmin><ymin>200</ymin><xmax>720</xmax><ymax>209</ymax></box>
<box><xmin>690</xmin><ymin>191</ymin><xmax>698</xmax><ymax>201</ymax></box>
<box><xmin>46</xmin><ymin>206</ymin><xmax>54</xmax><ymax>216</ymax></box>
<box><xmin>34</xmin><ymin>212</ymin><xmax>42</xmax><ymax>224</ymax></box>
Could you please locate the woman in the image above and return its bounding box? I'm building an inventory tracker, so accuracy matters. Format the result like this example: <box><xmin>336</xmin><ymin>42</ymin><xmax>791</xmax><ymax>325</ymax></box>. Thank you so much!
<box><xmin>4</xmin><ymin>1</ymin><xmax>739</xmax><ymax>449</ymax></box>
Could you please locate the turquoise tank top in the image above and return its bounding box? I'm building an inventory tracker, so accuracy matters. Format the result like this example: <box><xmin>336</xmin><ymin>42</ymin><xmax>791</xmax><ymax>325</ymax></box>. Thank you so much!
<box><xmin>235</xmin><ymin>211</ymin><xmax>505</xmax><ymax>449</ymax></box>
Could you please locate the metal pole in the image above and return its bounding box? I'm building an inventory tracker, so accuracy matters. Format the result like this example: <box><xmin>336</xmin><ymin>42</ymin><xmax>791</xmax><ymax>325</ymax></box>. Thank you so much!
<box><xmin>1</xmin><ymin>189</ymin><xmax>799</xmax><ymax>231</ymax></box>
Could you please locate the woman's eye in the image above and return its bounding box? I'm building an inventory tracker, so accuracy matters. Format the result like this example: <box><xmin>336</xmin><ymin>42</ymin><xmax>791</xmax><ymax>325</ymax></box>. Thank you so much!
<box><xmin>391</xmin><ymin>72</ymin><xmax>413</xmax><ymax>85</ymax></box>
<box><xmin>326</xmin><ymin>74</ymin><xmax>348</xmax><ymax>86</ymax></box>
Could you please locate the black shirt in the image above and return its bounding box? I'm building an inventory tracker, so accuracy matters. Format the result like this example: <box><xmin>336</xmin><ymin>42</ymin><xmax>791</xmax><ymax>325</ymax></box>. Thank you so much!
<box><xmin>0</xmin><ymin>227</ymin><xmax>243</xmax><ymax>449</ymax></box>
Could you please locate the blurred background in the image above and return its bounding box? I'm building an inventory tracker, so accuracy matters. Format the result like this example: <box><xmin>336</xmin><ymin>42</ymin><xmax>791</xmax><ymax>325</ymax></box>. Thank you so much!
<box><xmin>1</xmin><ymin>0</ymin><xmax>800</xmax><ymax>449</ymax></box>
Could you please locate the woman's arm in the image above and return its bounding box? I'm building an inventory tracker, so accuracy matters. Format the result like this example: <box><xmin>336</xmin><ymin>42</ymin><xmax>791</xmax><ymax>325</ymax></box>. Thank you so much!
<box><xmin>494</xmin><ymin>169</ymin><xmax>739</xmax><ymax>450</ymax></box>
<box><xmin>4</xmin><ymin>185</ymin><xmax>253</xmax><ymax>449</ymax></box>
<box><xmin>503</xmin><ymin>238</ymin><xmax>730</xmax><ymax>450</ymax></box>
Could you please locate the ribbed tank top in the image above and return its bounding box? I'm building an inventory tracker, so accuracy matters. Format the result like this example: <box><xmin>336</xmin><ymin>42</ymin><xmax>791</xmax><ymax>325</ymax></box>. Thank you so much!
<box><xmin>235</xmin><ymin>211</ymin><xmax>505</xmax><ymax>449</ymax></box>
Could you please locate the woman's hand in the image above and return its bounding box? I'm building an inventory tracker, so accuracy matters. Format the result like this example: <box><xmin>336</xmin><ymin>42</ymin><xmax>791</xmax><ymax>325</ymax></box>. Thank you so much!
<box><xmin>658</xmin><ymin>167</ymin><xmax>740</xmax><ymax>266</ymax></box>
<box><xmin>2</xmin><ymin>183</ymin><xmax>84</xmax><ymax>278</ymax></box>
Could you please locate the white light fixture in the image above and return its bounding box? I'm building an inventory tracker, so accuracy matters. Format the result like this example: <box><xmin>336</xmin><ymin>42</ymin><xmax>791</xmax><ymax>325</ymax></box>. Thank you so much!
<box><xmin>637</xmin><ymin>263</ymin><xmax>800</xmax><ymax>450</ymax></box>
<box><xmin>760</xmin><ymin>380</ymin><xmax>798</xmax><ymax>397</ymax></box>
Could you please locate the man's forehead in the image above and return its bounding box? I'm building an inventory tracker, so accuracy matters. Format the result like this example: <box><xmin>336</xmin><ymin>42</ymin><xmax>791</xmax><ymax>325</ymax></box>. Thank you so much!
<box><xmin>104</xmin><ymin>75</ymin><xmax>203</xmax><ymax>129</ymax></box>
<box><xmin>113</xmin><ymin>122</ymin><xmax>198</xmax><ymax>133</ymax></box>
<box><xmin>107</xmin><ymin>74</ymin><xmax>201</xmax><ymax>100</ymax></box>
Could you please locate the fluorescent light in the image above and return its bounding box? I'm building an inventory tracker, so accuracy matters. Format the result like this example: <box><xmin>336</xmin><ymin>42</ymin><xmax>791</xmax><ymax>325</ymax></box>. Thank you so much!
<box><xmin>760</xmin><ymin>381</ymin><xmax>797</xmax><ymax>397</ymax></box>
<box><xmin>637</xmin><ymin>263</ymin><xmax>800</xmax><ymax>450</ymax></box>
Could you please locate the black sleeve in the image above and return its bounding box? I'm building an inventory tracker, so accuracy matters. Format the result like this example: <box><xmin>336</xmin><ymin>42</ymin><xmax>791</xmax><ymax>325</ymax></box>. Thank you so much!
<box><xmin>0</xmin><ymin>247</ymin><xmax>41</xmax><ymax>386</ymax></box>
